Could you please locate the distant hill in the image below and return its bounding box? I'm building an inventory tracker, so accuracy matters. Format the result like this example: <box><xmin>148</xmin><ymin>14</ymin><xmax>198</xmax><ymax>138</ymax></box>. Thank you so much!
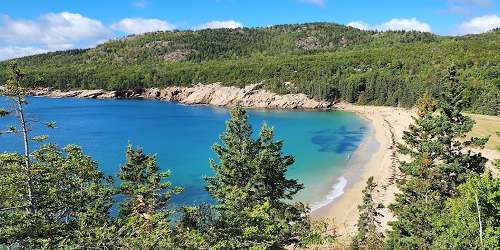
<box><xmin>1</xmin><ymin>23</ymin><xmax>499</xmax><ymax>115</ymax></box>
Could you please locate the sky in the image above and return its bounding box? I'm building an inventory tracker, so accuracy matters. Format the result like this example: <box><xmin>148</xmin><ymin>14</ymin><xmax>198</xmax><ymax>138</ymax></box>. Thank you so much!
<box><xmin>0</xmin><ymin>0</ymin><xmax>499</xmax><ymax>60</ymax></box>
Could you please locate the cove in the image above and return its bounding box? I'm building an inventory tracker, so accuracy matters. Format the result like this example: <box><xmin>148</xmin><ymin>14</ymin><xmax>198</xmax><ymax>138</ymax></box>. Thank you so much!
<box><xmin>0</xmin><ymin>97</ymin><xmax>370</xmax><ymax>208</ymax></box>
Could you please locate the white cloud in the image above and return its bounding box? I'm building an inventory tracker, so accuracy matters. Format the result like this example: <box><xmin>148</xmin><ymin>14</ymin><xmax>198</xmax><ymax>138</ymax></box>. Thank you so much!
<box><xmin>0</xmin><ymin>12</ymin><xmax>111</xmax><ymax>50</ymax></box>
<box><xmin>298</xmin><ymin>0</ymin><xmax>326</xmax><ymax>7</ymax></box>
<box><xmin>0</xmin><ymin>46</ymin><xmax>48</xmax><ymax>61</ymax></box>
<box><xmin>111</xmin><ymin>18</ymin><xmax>175</xmax><ymax>34</ymax></box>
<box><xmin>457</xmin><ymin>14</ymin><xmax>500</xmax><ymax>34</ymax></box>
<box><xmin>378</xmin><ymin>18</ymin><xmax>431</xmax><ymax>32</ymax></box>
<box><xmin>197</xmin><ymin>20</ymin><xmax>243</xmax><ymax>30</ymax></box>
<box><xmin>346</xmin><ymin>18</ymin><xmax>432</xmax><ymax>32</ymax></box>
<box><xmin>347</xmin><ymin>21</ymin><xmax>370</xmax><ymax>30</ymax></box>
<box><xmin>43</xmin><ymin>12</ymin><xmax>111</xmax><ymax>43</ymax></box>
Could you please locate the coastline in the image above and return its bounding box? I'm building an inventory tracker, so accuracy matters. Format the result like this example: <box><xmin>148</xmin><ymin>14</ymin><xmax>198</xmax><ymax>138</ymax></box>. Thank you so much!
<box><xmin>317</xmin><ymin>103</ymin><xmax>500</xmax><ymax>243</ymax></box>
<box><xmin>26</xmin><ymin>83</ymin><xmax>332</xmax><ymax>110</ymax></box>
<box><xmin>309</xmin><ymin>114</ymin><xmax>378</xmax><ymax>213</ymax></box>
<box><xmin>312</xmin><ymin>103</ymin><xmax>415</xmax><ymax>242</ymax></box>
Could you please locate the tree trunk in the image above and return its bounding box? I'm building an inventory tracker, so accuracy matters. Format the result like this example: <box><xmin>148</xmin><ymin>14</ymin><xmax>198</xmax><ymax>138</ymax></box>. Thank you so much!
<box><xmin>474</xmin><ymin>193</ymin><xmax>483</xmax><ymax>249</ymax></box>
<box><xmin>17</xmin><ymin>96</ymin><xmax>34</xmax><ymax>214</ymax></box>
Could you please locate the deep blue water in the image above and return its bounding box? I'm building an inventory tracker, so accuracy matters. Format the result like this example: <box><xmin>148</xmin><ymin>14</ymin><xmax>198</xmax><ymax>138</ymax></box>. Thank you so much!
<box><xmin>0</xmin><ymin>97</ymin><xmax>369</xmax><ymax>207</ymax></box>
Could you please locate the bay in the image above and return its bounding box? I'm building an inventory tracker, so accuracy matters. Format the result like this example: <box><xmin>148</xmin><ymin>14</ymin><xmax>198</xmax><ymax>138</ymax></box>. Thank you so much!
<box><xmin>0</xmin><ymin>97</ymin><xmax>370</xmax><ymax>208</ymax></box>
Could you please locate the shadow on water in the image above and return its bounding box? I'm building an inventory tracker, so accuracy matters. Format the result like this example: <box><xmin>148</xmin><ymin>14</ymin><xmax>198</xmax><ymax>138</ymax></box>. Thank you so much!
<box><xmin>311</xmin><ymin>125</ymin><xmax>368</xmax><ymax>154</ymax></box>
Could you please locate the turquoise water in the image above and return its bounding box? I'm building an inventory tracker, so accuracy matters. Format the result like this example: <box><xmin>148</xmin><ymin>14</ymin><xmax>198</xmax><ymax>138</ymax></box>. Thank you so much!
<box><xmin>0</xmin><ymin>97</ymin><xmax>370</xmax><ymax>208</ymax></box>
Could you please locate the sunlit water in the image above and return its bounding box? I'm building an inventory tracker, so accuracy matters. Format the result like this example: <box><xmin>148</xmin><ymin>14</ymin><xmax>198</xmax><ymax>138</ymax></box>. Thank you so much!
<box><xmin>0</xmin><ymin>97</ymin><xmax>371</xmax><ymax>208</ymax></box>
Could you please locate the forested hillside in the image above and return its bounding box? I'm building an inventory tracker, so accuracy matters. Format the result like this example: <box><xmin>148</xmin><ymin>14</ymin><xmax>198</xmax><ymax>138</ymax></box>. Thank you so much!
<box><xmin>1</xmin><ymin>23</ymin><xmax>499</xmax><ymax>115</ymax></box>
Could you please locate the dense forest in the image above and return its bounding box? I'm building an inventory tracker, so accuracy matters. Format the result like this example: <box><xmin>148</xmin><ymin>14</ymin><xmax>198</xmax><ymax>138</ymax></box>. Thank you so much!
<box><xmin>0</xmin><ymin>23</ymin><xmax>499</xmax><ymax>115</ymax></box>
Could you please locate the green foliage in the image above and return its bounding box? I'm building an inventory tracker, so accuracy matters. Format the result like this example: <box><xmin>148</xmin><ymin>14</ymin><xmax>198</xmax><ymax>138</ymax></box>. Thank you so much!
<box><xmin>351</xmin><ymin>176</ymin><xmax>384</xmax><ymax>250</ymax></box>
<box><xmin>1</xmin><ymin>61</ymin><xmax>28</xmax><ymax>136</ymax></box>
<box><xmin>206</xmin><ymin>104</ymin><xmax>303</xmax><ymax>205</ymax></box>
<box><xmin>1</xmin><ymin>24</ymin><xmax>499</xmax><ymax>115</ymax></box>
<box><xmin>113</xmin><ymin>145</ymin><xmax>183</xmax><ymax>249</ymax></box>
<box><xmin>2</xmin><ymin>61</ymin><xmax>27</xmax><ymax>98</ymax></box>
<box><xmin>204</xmin><ymin>103</ymin><xmax>335</xmax><ymax>249</ymax></box>
<box><xmin>386</xmin><ymin>67</ymin><xmax>489</xmax><ymax>249</ymax></box>
<box><xmin>0</xmin><ymin>144</ymin><xmax>114</xmax><ymax>248</ymax></box>
<box><xmin>433</xmin><ymin>173</ymin><xmax>500</xmax><ymax>250</ymax></box>
<box><xmin>1</xmin><ymin>63</ymin><xmax>108</xmax><ymax>249</ymax></box>
<box><xmin>175</xmin><ymin>205</ymin><xmax>214</xmax><ymax>248</ymax></box>
<box><xmin>31</xmin><ymin>135</ymin><xmax>48</xmax><ymax>142</ymax></box>
<box><xmin>296</xmin><ymin>218</ymin><xmax>338</xmax><ymax>248</ymax></box>
<box><xmin>117</xmin><ymin>145</ymin><xmax>182</xmax><ymax>218</ymax></box>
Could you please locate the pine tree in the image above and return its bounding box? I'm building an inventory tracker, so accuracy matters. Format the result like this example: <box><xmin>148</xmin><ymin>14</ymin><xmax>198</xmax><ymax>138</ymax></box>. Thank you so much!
<box><xmin>0</xmin><ymin>61</ymin><xmax>36</xmax><ymax>215</ymax></box>
<box><xmin>204</xmin><ymin>103</ymin><xmax>316</xmax><ymax>249</ymax></box>
<box><xmin>0</xmin><ymin>145</ymin><xmax>114</xmax><ymax>248</ymax></box>
<box><xmin>386</xmin><ymin>66</ymin><xmax>488</xmax><ymax>249</ymax></box>
<box><xmin>115</xmin><ymin>145</ymin><xmax>182</xmax><ymax>249</ymax></box>
<box><xmin>351</xmin><ymin>177</ymin><xmax>384</xmax><ymax>250</ymax></box>
<box><xmin>205</xmin><ymin>102</ymin><xmax>256</xmax><ymax>206</ymax></box>
<box><xmin>1</xmin><ymin>63</ymin><xmax>112</xmax><ymax>248</ymax></box>
<box><xmin>252</xmin><ymin>124</ymin><xmax>303</xmax><ymax>204</ymax></box>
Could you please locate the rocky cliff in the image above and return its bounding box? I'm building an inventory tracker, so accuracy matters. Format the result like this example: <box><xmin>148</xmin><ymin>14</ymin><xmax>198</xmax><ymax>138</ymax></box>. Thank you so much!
<box><xmin>27</xmin><ymin>83</ymin><xmax>332</xmax><ymax>109</ymax></box>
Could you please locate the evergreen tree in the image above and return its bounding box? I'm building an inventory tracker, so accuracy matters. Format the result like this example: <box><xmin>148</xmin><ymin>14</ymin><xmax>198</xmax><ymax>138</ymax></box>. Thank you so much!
<box><xmin>351</xmin><ymin>176</ymin><xmax>384</xmax><ymax>250</ymax></box>
<box><xmin>205</xmin><ymin>103</ymin><xmax>323</xmax><ymax>249</ymax></box>
<box><xmin>386</xmin><ymin>67</ymin><xmax>488</xmax><ymax>249</ymax></box>
<box><xmin>1</xmin><ymin>63</ymin><xmax>112</xmax><ymax>248</ymax></box>
<box><xmin>115</xmin><ymin>145</ymin><xmax>182</xmax><ymax>249</ymax></box>
<box><xmin>174</xmin><ymin>205</ymin><xmax>214</xmax><ymax>249</ymax></box>
<box><xmin>1</xmin><ymin>61</ymin><xmax>36</xmax><ymax>216</ymax></box>
<box><xmin>0</xmin><ymin>145</ymin><xmax>114</xmax><ymax>248</ymax></box>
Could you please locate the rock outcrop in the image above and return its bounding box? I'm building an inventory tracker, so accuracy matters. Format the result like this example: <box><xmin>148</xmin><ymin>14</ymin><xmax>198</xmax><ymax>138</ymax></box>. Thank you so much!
<box><xmin>28</xmin><ymin>83</ymin><xmax>332</xmax><ymax>109</ymax></box>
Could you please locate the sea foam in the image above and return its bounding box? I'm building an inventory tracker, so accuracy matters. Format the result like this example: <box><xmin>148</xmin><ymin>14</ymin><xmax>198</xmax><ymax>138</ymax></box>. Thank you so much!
<box><xmin>310</xmin><ymin>177</ymin><xmax>348</xmax><ymax>211</ymax></box>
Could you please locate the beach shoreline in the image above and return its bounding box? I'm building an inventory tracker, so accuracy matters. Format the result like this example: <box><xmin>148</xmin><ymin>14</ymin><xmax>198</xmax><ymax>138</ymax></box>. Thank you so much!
<box><xmin>315</xmin><ymin>103</ymin><xmax>500</xmax><ymax>244</ymax></box>
<box><xmin>309</xmin><ymin>114</ymin><xmax>378</xmax><ymax>213</ymax></box>
<box><xmin>310</xmin><ymin>103</ymin><xmax>415</xmax><ymax>242</ymax></box>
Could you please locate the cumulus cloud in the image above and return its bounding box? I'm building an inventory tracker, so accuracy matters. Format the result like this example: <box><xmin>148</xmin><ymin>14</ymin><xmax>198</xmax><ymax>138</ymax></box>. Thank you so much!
<box><xmin>378</xmin><ymin>18</ymin><xmax>431</xmax><ymax>32</ymax></box>
<box><xmin>111</xmin><ymin>18</ymin><xmax>175</xmax><ymax>34</ymax></box>
<box><xmin>0</xmin><ymin>12</ymin><xmax>111</xmax><ymax>49</ymax></box>
<box><xmin>347</xmin><ymin>18</ymin><xmax>432</xmax><ymax>32</ymax></box>
<box><xmin>457</xmin><ymin>14</ymin><xmax>500</xmax><ymax>34</ymax></box>
<box><xmin>0</xmin><ymin>46</ymin><xmax>48</xmax><ymax>61</ymax></box>
<box><xmin>346</xmin><ymin>21</ymin><xmax>370</xmax><ymax>30</ymax></box>
<box><xmin>0</xmin><ymin>12</ymin><xmax>112</xmax><ymax>60</ymax></box>
<box><xmin>297</xmin><ymin>0</ymin><xmax>327</xmax><ymax>7</ymax></box>
<box><xmin>196</xmin><ymin>20</ymin><xmax>243</xmax><ymax>30</ymax></box>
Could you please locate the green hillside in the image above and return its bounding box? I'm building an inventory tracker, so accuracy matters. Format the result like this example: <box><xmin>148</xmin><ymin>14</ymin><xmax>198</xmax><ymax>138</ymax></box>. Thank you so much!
<box><xmin>1</xmin><ymin>23</ymin><xmax>499</xmax><ymax>115</ymax></box>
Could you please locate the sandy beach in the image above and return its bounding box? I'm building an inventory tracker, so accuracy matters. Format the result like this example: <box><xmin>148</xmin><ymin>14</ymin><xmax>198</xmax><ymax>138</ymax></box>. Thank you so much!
<box><xmin>313</xmin><ymin>103</ymin><xmax>500</xmax><ymax>243</ymax></box>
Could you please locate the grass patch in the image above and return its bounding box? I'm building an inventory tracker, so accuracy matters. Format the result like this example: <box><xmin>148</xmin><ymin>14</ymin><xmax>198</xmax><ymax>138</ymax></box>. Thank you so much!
<box><xmin>467</xmin><ymin>113</ymin><xmax>500</xmax><ymax>151</ymax></box>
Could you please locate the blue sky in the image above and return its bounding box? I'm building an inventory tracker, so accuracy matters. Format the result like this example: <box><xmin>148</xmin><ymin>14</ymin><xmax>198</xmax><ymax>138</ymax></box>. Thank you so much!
<box><xmin>1</xmin><ymin>0</ymin><xmax>499</xmax><ymax>60</ymax></box>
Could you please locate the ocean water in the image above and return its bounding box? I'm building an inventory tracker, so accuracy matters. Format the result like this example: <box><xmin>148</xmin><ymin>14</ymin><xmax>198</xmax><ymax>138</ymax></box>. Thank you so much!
<box><xmin>0</xmin><ymin>97</ymin><xmax>370</xmax><ymax>209</ymax></box>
